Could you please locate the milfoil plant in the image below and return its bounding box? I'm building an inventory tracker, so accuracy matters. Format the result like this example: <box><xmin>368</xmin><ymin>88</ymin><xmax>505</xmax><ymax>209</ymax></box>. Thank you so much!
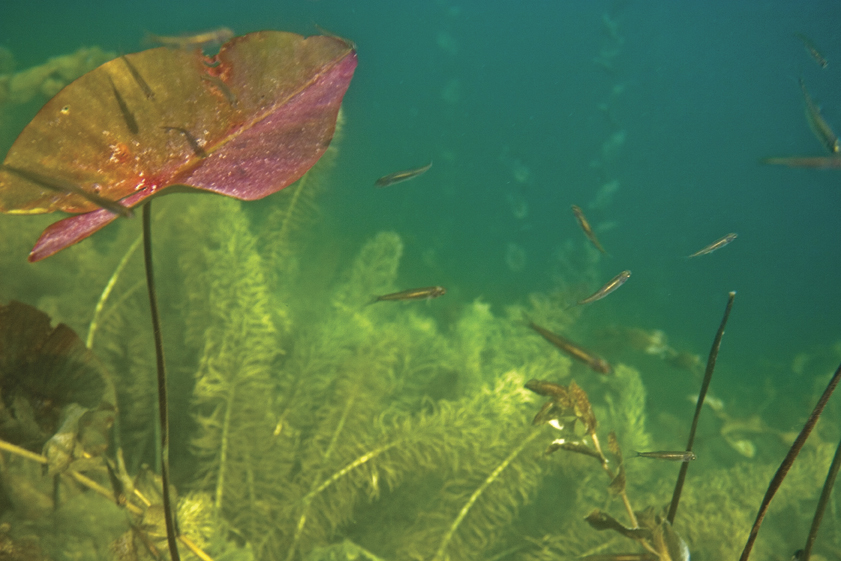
<box><xmin>0</xmin><ymin>31</ymin><xmax>357</xmax><ymax>561</ymax></box>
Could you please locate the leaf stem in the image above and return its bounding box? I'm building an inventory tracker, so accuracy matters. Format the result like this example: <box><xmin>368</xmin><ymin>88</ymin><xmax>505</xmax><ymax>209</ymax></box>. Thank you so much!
<box><xmin>143</xmin><ymin>201</ymin><xmax>181</xmax><ymax>561</ymax></box>
<box><xmin>590</xmin><ymin>430</ymin><xmax>638</xmax><ymax>530</ymax></box>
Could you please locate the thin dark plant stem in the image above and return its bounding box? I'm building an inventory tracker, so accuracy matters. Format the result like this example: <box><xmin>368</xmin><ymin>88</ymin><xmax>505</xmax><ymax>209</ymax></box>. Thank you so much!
<box><xmin>143</xmin><ymin>201</ymin><xmax>181</xmax><ymax>561</ymax></box>
<box><xmin>802</xmin><ymin>432</ymin><xmax>841</xmax><ymax>560</ymax></box>
<box><xmin>739</xmin><ymin>361</ymin><xmax>841</xmax><ymax>561</ymax></box>
<box><xmin>667</xmin><ymin>291</ymin><xmax>735</xmax><ymax>525</ymax></box>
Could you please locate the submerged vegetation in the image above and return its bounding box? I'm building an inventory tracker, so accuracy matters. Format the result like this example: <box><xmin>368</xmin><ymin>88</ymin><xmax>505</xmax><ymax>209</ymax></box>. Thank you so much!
<box><xmin>1</xmin><ymin>34</ymin><xmax>841</xmax><ymax>561</ymax></box>
<box><xmin>0</xmin><ymin>124</ymin><xmax>839</xmax><ymax>561</ymax></box>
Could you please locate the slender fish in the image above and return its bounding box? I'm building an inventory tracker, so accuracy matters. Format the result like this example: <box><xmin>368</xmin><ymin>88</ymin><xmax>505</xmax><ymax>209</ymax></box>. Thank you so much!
<box><xmin>374</xmin><ymin>162</ymin><xmax>432</xmax><ymax>187</ymax></box>
<box><xmin>120</xmin><ymin>55</ymin><xmax>155</xmax><ymax>99</ymax></box>
<box><xmin>162</xmin><ymin>126</ymin><xmax>208</xmax><ymax>158</ymax></box>
<box><xmin>528</xmin><ymin>321</ymin><xmax>612</xmax><ymax>374</ymax></box>
<box><xmin>201</xmin><ymin>74</ymin><xmax>238</xmax><ymax>108</ymax></box>
<box><xmin>1</xmin><ymin>165</ymin><xmax>132</xmax><ymax>217</ymax></box>
<box><xmin>687</xmin><ymin>233</ymin><xmax>736</xmax><ymax>258</ymax></box>
<box><xmin>145</xmin><ymin>27</ymin><xmax>234</xmax><ymax>50</ymax></box>
<box><xmin>635</xmin><ymin>450</ymin><xmax>696</xmax><ymax>462</ymax></box>
<box><xmin>762</xmin><ymin>156</ymin><xmax>841</xmax><ymax>169</ymax></box>
<box><xmin>578</xmin><ymin>553</ymin><xmax>659</xmax><ymax>561</ymax></box>
<box><xmin>799</xmin><ymin>77</ymin><xmax>840</xmax><ymax>154</ymax></box>
<box><xmin>575</xmin><ymin>270</ymin><xmax>631</xmax><ymax>306</ymax></box>
<box><xmin>572</xmin><ymin>204</ymin><xmax>606</xmax><ymax>254</ymax></box>
<box><xmin>795</xmin><ymin>33</ymin><xmax>828</xmax><ymax>68</ymax></box>
<box><xmin>369</xmin><ymin>286</ymin><xmax>446</xmax><ymax>304</ymax></box>
<box><xmin>108</xmin><ymin>76</ymin><xmax>139</xmax><ymax>134</ymax></box>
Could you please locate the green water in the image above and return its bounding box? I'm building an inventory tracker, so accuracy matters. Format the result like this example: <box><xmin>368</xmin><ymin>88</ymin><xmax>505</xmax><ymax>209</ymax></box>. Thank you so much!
<box><xmin>0</xmin><ymin>1</ymin><xmax>840</xmax><ymax>560</ymax></box>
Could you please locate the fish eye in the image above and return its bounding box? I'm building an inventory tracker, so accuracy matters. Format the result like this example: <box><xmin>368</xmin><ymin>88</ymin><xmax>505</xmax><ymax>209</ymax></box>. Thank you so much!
<box><xmin>60</xmin><ymin>105</ymin><xmax>70</xmax><ymax>115</ymax></box>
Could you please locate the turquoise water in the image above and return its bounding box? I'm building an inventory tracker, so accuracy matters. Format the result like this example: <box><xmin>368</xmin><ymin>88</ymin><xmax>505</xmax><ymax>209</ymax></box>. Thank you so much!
<box><xmin>1</xmin><ymin>1</ymin><xmax>841</xmax><ymax>560</ymax></box>
<box><xmin>2</xmin><ymin>1</ymin><xmax>840</xmax><ymax>369</ymax></box>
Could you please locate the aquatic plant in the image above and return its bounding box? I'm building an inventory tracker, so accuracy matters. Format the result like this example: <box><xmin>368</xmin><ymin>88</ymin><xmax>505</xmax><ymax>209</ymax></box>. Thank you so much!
<box><xmin>0</xmin><ymin>301</ymin><xmax>115</xmax><ymax>468</ymax></box>
<box><xmin>0</xmin><ymin>32</ymin><xmax>357</xmax><ymax>260</ymax></box>
<box><xmin>740</xmin><ymin>359</ymin><xmax>841</xmax><ymax>561</ymax></box>
<box><xmin>0</xmin><ymin>30</ymin><xmax>356</xmax><ymax>561</ymax></box>
<box><xmin>176</xmin><ymin>213</ymin><xmax>551</xmax><ymax>560</ymax></box>
<box><xmin>258</xmin><ymin>107</ymin><xmax>345</xmax><ymax>300</ymax></box>
<box><xmin>0</xmin><ymin>46</ymin><xmax>115</xmax><ymax>107</ymax></box>
<box><xmin>2</xmin><ymin>201</ymin><xmax>840</xmax><ymax>561</ymax></box>
<box><xmin>3</xmin><ymin>33</ymin><xmax>841</xmax><ymax>561</ymax></box>
<box><xmin>181</xmin><ymin>195</ymin><xmax>285</xmax><ymax>557</ymax></box>
<box><xmin>519</xmin><ymin>295</ymin><xmax>737</xmax><ymax>561</ymax></box>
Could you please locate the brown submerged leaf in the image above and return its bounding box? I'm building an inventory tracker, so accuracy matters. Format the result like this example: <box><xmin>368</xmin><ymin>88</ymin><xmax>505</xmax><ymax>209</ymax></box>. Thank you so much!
<box><xmin>546</xmin><ymin>440</ymin><xmax>601</xmax><ymax>460</ymax></box>
<box><xmin>608</xmin><ymin>464</ymin><xmax>626</xmax><ymax>496</ymax></box>
<box><xmin>584</xmin><ymin>509</ymin><xmax>651</xmax><ymax>541</ymax></box>
<box><xmin>531</xmin><ymin>401</ymin><xmax>555</xmax><ymax>426</ymax></box>
<box><xmin>0</xmin><ymin>301</ymin><xmax>115</xmax><ymax>452</ymax></box>
<box><xmin>525</xmin><ymin>378</ymin><xmax>568</xmax><ymax>401</ymax></box>
<box><xmin>569</xmin><ymin>381</ymin><xmax>597</xmax><ymax>433</ymax></box>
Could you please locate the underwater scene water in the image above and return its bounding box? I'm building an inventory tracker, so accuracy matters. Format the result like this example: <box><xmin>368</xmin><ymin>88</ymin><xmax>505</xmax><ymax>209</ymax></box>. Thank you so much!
<box><xmin>1</xmin><ymin>0</ymin><xmax>840</xmax><ymax>560</ymax></box>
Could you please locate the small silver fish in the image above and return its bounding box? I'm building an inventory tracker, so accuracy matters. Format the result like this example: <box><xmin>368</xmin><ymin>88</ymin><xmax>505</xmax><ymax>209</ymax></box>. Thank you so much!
<box><xmin>374</xmin><ymin>162</ymin><xmax>432</xmax><ymax>187</ymax></box>
<box><xmin>579</xmin><ymin>553</ymin><xmax>659</xmax><ymax>561</ymax></box>
<box><xmin>528</xmin><ymin>322</ymin><xmax>612</xmax><ymax>375</ymax></box>
<box><xmin>762</xmin><ymin>156</ymin><xmax>841</xmax><ymax>168</ymax></box>
<box><xmin>687</xmin><ymin>233</ymin><xmax>736</xmax><ymax>258</ymax></box>
<box><xmin>145</xmin><ymin>27</ymin><xmax>234</xmax><ymax>50</ymax></box>
<box><xmin>574</xmin><ymin>270</ymin><xmax>631</xmax><ymax>307</ymax></box>
<box><xmin>572</xmin><ymin>204</ymin><xmax>606</xmax><ymax>254</ymax></box>
<box><xmin>795</xmin><ymin>33</ymin><xmax>828</xmax><ymax>69</ymax></box>
<box><xmin>635</xmin><ymin>450</ymin><xmax>696</xmax><ymax>462</ymax></box>
<box><xmin>799</xmin><ymin>77</ymin><xmax>840</xmax><ymax>154</ymax></box>
<box><xmin>369</xmin><ymin>286</ymin><xmax>446</xmax><ymax>304</ymax></box>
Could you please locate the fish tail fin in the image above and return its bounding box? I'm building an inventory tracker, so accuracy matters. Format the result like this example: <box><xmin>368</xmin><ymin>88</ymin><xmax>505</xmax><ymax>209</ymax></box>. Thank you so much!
<box><xmin>364</xmin><ymin>296</ymin><xmax>380</xmax><ymax>307</ymax></box>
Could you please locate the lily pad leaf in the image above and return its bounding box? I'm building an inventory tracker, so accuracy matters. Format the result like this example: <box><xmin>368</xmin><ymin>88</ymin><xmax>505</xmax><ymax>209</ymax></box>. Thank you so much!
<box><xmin>0</xmin><ymin>31</ymin><xmax>357</xmax><ymax>261</ymax></box>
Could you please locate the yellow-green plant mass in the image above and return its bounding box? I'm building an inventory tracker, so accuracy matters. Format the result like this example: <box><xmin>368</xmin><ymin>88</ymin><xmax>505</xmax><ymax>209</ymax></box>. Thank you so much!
<box><xmin>1</xmin><ymin>63</ymin><xmax>839</xmax><ymax>561</ymax></box>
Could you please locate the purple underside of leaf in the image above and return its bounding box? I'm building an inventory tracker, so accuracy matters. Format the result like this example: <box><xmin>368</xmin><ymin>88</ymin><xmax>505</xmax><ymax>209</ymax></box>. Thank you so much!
<box><xmin>29</xmin><ymin>189</ymin><xmax>148</xmax><ymax>262</ymax></box>
<box><xmin>183</xmin><ymin>53</ymin><xmax>357</xmax><ymax>200</ymax></box>
<box><xmin>28</xmin><ymin>49</ymin><xmax>357</xmax><ymax>262</ymax></box>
